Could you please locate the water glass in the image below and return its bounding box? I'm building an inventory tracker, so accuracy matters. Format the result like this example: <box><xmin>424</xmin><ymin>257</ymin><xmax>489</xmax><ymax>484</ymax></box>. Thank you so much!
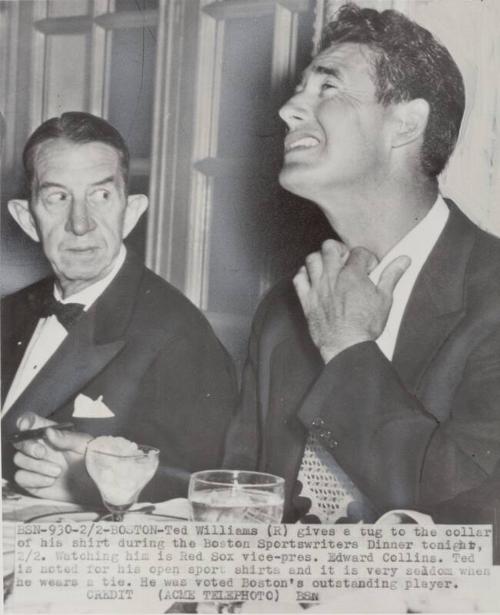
<box><xmin>189</xmin><ymin>470</ymin><xmax>285</xmax><ymax>524</ymax></box>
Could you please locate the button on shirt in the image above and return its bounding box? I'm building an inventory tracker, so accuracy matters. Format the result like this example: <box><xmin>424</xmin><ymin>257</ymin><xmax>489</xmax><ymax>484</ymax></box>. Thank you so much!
<box><xmin>2</xmin><ymin>246</ymin><xmax>127</xmax><ymax>416</ymax></box>
<box><xmin>297</xmin><ymin>196</ymin><xmax>450</xmax><ymax>522</ymax></box>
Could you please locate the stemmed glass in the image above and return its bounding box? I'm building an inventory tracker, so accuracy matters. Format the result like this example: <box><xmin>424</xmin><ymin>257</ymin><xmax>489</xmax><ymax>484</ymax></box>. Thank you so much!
<box><xmin>85</xmin><ymin>437</ymin><xmax>159</xmax><ymax>521</ymax></box>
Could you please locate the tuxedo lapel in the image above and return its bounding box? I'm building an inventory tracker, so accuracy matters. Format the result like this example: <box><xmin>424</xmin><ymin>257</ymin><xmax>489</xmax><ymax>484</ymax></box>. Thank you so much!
<box><xmin>393</xmin><ymin>202</ymin><xmax>475</xmax><ymax>393</ymax></box>
<box><xmin>2</xmin><ymin>251</ymin><xmax>145</xmax><ymax>433</ymax></box>
<box><xmin>2</xmin><ymin>316</ymin><xmax>125</xmax><ymax>432</ymax></box>
<box><xmin>1</xmin><ymin>279</ymin><xmax>52</xmax><ymax>401</ymax></box>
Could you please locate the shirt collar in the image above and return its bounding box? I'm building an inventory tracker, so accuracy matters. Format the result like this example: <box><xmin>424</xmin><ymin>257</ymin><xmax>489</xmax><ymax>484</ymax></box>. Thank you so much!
<box><xmin>370</xmin><ymin>194</ymin><xmax>450</xmax><ymax>285</ymax></box>
<box><xmin>54</xmin><ymin>245</ymin><xmax>127</xmax><ymax>310</ymax></box>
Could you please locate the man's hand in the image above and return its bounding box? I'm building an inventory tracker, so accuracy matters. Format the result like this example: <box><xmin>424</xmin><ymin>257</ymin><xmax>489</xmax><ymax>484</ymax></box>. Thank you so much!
<box><xmin>293</xmin><ymin>239</ymin><xmax>411</xmax><ymax>363</ymax></box>
<box><xmin>12</xmin><ymin>412</ymin><xmax>98</xmax><ymax>504</ymax></box>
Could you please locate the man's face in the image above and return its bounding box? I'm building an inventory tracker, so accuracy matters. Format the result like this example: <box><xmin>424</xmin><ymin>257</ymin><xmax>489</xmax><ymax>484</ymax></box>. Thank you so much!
<box><xmin>279</xmin><ymin>43</ymin><xmax>395</xmax><ymax>202</ymax></box>
<box><xmin>29</xmin><ymin>139</ymin><xmax>129</xmax><ymax>294</ymax></box>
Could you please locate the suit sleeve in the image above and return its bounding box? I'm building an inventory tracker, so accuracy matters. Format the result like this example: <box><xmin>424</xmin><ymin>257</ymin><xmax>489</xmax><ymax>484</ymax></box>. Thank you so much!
<box><xmin>128</xmin><ymin>319</ymin><xmax>237</xmax><ymax>502</ymax></box>
<box><xmin>297</xmin><ymin>329</ymin><xmax>500</xmax><ymax>521</ymax></box>
<box><xmin>221</xmin><ymin>283</ymin><xmax>288</xmax><ymax>472</ymax></box>
<box><xmin>222</xmin><ymin>319</ymin><xmax>262</xmax><ymax>472</ymax></box>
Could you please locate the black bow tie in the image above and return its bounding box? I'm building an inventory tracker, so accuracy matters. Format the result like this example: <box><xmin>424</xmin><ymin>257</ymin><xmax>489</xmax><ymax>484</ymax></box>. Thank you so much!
<box><xmin>40</xmin><ymin>295</ymin><xmax>85</xmax><ymax>330</ymax></box>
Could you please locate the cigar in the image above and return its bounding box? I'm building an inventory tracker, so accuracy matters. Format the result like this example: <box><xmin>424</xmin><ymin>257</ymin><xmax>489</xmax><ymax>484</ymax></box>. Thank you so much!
<box><xmin>8</xmin><ymin>422</ymin><xmax>75</xmax><ymax>443</ymax></box>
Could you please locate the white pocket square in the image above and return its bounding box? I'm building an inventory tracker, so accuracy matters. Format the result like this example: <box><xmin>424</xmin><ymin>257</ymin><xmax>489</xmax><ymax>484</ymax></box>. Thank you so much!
<box><xmin>72</xmin><ymin>394</ymin><xmax>115</xmax><ymax>418</ymax></box>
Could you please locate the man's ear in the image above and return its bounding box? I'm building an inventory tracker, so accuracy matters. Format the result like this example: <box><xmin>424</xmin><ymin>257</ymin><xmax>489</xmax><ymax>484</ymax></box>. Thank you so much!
<box><xmin>123</xmin><ymin>194</ymin><xmax>148</xmax><ymax>238</ymax></box>
<box><xmin>391</xmin><ymin>98</ymin><xmax>430</xmax><ymax>149</ymax></box>
<box><xmin>8</xmin><ymin>199</ymin><xmax>40</xmax><ymax>242</ymax></box>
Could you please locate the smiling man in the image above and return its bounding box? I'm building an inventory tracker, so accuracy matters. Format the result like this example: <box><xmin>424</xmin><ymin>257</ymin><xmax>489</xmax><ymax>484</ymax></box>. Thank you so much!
<box><xmin>224</xmin><ymin>3</ymin><xmax>500</xmax><ymax>557</ymax></box>
<box><xmin>2</xmin><ymin>112</ymin><xmax>236</xmax><ymax>503</ymax></box>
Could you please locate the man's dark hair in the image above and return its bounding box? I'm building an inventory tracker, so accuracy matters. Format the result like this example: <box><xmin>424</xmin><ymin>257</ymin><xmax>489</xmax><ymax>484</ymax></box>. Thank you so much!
<box><xmin>320</xmin><ymin>3</ymin><xmax>465</xmax><ymax>177</ymax></box>
<box><xmin>23</xmin><ymin>111</ymin><xmax>130</xmax><ymax>193</ymax></box>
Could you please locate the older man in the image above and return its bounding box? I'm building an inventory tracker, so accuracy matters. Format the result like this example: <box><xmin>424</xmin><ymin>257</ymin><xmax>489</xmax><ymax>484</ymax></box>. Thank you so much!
<box><xmin>224</xmin><ymin>3</ymin><xmax>500</xmax><ymax>557</ymax></box>
<box><xmin>2</xmin><ymin>112</ymin><xmax>236</xmax><ymax>503</ymax></box>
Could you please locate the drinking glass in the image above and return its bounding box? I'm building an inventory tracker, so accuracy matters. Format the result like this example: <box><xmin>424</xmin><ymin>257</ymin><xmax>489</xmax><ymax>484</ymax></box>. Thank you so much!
<box><xmin>85</xmin><ymin>439</ymin><xmax>159</xmax><ymax>521</ymax></box>
<box><xmin>189</xmin><ymin>470</ymin><xmax>285</xmax><ymax>524</ymax></box>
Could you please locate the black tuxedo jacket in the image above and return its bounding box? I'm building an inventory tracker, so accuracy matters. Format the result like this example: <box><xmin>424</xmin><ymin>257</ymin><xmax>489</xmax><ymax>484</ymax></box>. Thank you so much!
<box><xmin>2</xmin><ymin>250</ymin><xmax>237</xmax><ymax>501</ymax></box>
<box><xmin>224</xmin><ymin>201</ymin><xmax>500</xmax><ymax>560</ymax></box>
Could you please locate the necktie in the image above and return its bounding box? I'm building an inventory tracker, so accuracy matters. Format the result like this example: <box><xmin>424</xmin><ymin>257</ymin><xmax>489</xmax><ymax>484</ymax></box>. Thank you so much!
<box><xmin>40</xmin><ymin>295</ymin><xmax>85</xmax><ymax>330</ymax></box>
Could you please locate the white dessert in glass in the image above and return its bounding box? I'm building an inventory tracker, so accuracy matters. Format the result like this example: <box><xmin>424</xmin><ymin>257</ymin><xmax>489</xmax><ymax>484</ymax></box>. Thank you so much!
<box><xmin>85</xmin><ymin>436</ymin><xmax>159</xmax><ymax>520</ymax></box>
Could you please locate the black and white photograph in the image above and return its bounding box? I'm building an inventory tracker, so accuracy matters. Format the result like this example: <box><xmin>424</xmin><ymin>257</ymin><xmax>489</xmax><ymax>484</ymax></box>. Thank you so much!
<box><xmin>1</xmin><ymin>0</ymin><xmax>500</xmax><ymax>613</ymax></box>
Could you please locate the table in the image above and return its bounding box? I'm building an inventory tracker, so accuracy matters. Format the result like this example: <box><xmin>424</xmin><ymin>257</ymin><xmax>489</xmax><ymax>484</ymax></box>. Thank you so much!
<box><xmin>2</xmin><ymin>484</ymin><xmax>190</xmax><ymax>613</ymax></box>
<box><xmin>4</xmin><ymin>485</ymin><xmax>500</xmax><ymax>614</ymax></box>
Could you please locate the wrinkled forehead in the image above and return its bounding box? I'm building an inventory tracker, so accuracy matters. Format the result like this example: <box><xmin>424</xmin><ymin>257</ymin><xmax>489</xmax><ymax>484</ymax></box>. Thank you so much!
<box><xmin>302</xmin><ymin>42</ymin><xmax>377</xmax><ymax>86</ymax></box>
<box><xmin>32</xmin><ymin>138</ymin><xmax>123</xmax><ymax>184</ymax></box>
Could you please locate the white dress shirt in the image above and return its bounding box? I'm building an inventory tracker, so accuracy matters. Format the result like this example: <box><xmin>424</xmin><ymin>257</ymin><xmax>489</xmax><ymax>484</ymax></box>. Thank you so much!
<box><xmin>2</xmin><ymin>246</ymin><xmax>127</xmax><ymax>416</ymax></box>
<box><xmin>370</xmin><ymin>195</ymin><xmax>449</xmax><ymax>361</ymax></box>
